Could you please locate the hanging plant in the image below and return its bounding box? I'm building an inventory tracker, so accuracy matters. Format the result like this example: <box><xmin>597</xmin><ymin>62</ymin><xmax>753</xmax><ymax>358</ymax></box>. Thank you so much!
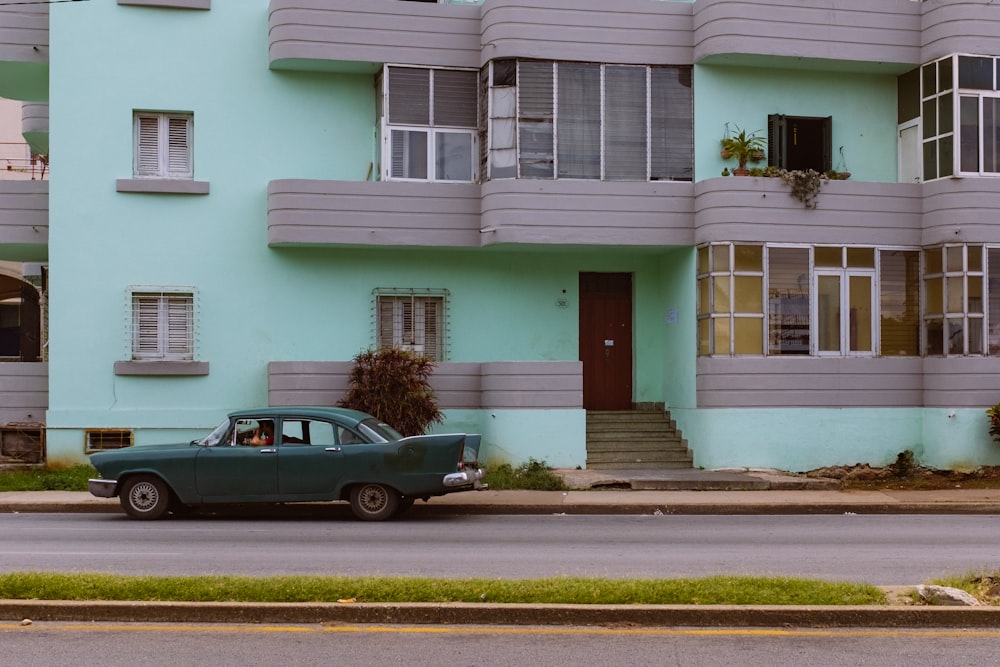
<box><xmin>778</xmin><ymin>168</ymin><xmax>828</xmax><ymax>209</ymax></box>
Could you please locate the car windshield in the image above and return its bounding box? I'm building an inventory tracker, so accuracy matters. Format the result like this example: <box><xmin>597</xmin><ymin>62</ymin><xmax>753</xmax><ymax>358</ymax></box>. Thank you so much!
<box><xmin>196</xmin><ymin>418</ymin><xmax>231</xmax><ymax>447</ymax></box>
<box><xmin>357</xmin><ymin>418</ymin><xmax>403</xmax><ymax>443</ymax></box>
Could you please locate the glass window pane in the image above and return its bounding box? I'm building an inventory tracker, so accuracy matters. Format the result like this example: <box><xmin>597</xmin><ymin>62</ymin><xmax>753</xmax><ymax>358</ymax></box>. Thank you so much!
<box><xmin>713</xmin><ymin>318</ymin><xmax>730</xmax><ymax>355</ymax></box>
<box><xmin>712</xmin><ymin>244</ymin><xmax>730</xmax><ymax>272</ymax></box>
<box><xmin>939</xmin><ymin>92</ymin><xmax>953</xmax><ymax>135</ymax></box>
<box><xmin>969</xmin><ymin>245</ymin><xmax>983</xmax><ymax>272</ymax></box>
<box><xmin>848</xmin><ymin>275</ymin><xmax>872</xmax><ymax>353</ymax></box>
<box><xmin>960</xmin><ymin>96</ymin><xmax>980</xmax><ymax>173</ymax></box>
<box><xmin>969</xmin><ymin>275</ymin><xmax>984</xmax><ymax>314</ymax></box>
<box><xmin>713</xmin><ymin>277</ymin><xmax>730</xmax><ymax>314</ymax></box>
<box><xmin>985</xmin><ymin>98</ymin><xmax>1000</xmax><ymax>173</ymax></box>
<box><xmin>557</xmin><ymin>63</ymin><xmax>601</xmax><ymax>179</ymax></box>
<box><xmin>846</xmin><ymin>247</ymin><xmax>875</xmax><ymax>268</ymax></box>
<box><xmin>925</xmin><ymin>317</ymin><xmax>943</xmax><ymax>355</ymax></box>
<box><xmin>818</xmin><ymin>275</ymin><xmax>841</xmax><ymax>352</ymax></box>
<box><xmin>946</xmin><ymin>245</ymin><xmax>964</xmax><ymax>272</ymax></box>
<box><xmin>923</xmin><ymin>139</ymin><xmax>938</xmax><ymax>180</ymax></box>
<box><xmin>947</xmin><ymin>276</ymin><xmax>964</xmax><ymax>313</ymax></box>
<box><xmin>734</xmin><ymin>275</ymin><xmax>762</xmax><ymax>314</ymax></box>
<box><xmin>698</xmin><ymin>277</ymin><xmax>709</xmax><ymax>316</ymax></box>
<box><xmin>698</xmin><ymin>318</ymin><xmax>711</xmax><ymax>356</ymax></box>
<box><xmin>925</xmin><ymin>247</ymin><xmax>943</xmax><ymax>275</ymax></box>
<box><xmin>734</xmin><ymin>317</ymin><xmax>762</xmax><ymax>355</ymax></box>
<box><xmin>947</xmin><ymin>318</ymin><xmax>964</xmax><ymax>355</ymax></box>
<box><xmin>959</xmin><ymin>56</ymin><xmax>993</xmax><ymax>90</ymax></box>
<box><xmin>697</xmin><ymin>245</ymin><xmax>709</xmax><ymax>275</ymax></box>
<box><xmin>768</xmin><ymin>247</ymin><xmax>810</xmax><ymax>356</ymax></box>
<box><xmin>939</xmin><ymin>135</ymin><xmax>953</xmax><ymax>178</ymax></box>
<box><xmin>922</xmin><ymin>63</ymin><xmax>936</xmax><ymax>99</ymax></box>
<box><xmin>815</xmin><ymin>246</ymin><xmax>842</xmax><ymax>268</ymax></box>
<box><xmin>939</xmin><ymin>56</ymin><xmax>953</xmax><ymax>92</ymax></box>
<box><xmin>969</xmin><ymin>316</ymin><xmax>984</xmax><ymax>355</ymax></box>
<box><xmin>879</xmin><ymin>250</ymin><xmax>920</xmax><ymax>356</ymax></box>
<box><xmin>390</xmin><ymin>129</ymin><xmax>428</xmax><ymax>179</ymax></box>
<box><xmin>923</xmin><ymin>99</ymin><xmax>937</xmax><ymax>139</ymax></box>
<box><xmin>435</xmin><ymin>132</ymin><xmax>473</xmax><ymax>181</ymax></box>
<box><xmin>734</xmin><ymin>244</ymin><xmax>763</xmax><ymax>272</ymax></box>
<box><xmin>925</xmin><ymin>276</ymin><xmax>943</xmax><ymax>314</ymax></box>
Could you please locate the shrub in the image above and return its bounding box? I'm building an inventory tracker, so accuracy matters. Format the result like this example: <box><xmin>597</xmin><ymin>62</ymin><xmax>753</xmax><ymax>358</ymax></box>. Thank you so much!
<box><xmin>484</xmin><ymin>459</ymin><xmax>567</xmax><ymax>491</ymax></box>
<box><xmin>338</xmin><ymin>348</ymin><xmax>443</xmax><ymax>436</ymax></box>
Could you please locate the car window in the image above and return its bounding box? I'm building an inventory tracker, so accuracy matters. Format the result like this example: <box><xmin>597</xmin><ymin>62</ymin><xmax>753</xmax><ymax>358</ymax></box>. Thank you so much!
<box><xmin>198</xmin><ymin>418</ymin><xmax>232</xmax><ymax>447</ymax></box>
<box><xmin>358</xmin><ymin>418</ymin><xmax>403</xmax><ymax>443</ymax></box>
<box><xmin>338</xmin><ymin>426</ymin><xmax>364</xmax><ymax>445</ymax></box>
<box><xmin>280</xmin><ymin>419</ymin><xmax>336</xmax><ymax>446</ymax></box>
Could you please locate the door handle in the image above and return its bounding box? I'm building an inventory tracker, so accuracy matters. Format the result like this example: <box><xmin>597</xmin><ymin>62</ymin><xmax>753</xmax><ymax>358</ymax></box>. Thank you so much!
<box><xmin>258</xmin><ymin>448</ymin><xmax>276</xmax><ymax>454</ymax></box>
<box><xmin>325</xmin><ymin>447</ymin><xmax>342</xmax><ymax>453</ymax></box>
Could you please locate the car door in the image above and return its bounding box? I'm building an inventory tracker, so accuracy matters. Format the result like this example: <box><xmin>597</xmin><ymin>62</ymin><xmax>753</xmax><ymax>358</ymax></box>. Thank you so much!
<box><xmin>195</xmin><ymin>418</ymin><xmax>278</xmax><ymax>499</ymax></box>
<box><xmin>276</xmin><ymin>418</ymin><xmax>345</xmax><ymax>497</ymax></box>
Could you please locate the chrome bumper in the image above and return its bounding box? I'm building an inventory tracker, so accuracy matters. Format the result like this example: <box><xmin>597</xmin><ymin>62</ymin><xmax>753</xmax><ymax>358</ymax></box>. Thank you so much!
<box><xmin>443</xmin><ymin>468</ymin><xmax>487</xmax><ymax>490</ymax></box>
<box><xmin>88</xmin><ymin>478</ymin><xmax>118</xmax><ymax>498</ymax></box>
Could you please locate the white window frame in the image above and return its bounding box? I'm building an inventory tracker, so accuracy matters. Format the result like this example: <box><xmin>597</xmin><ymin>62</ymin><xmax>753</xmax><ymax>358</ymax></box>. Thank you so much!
<box><xmin>923</xmin><ymin>244</ymin><xmax>986</xmax><ymax>356</ymax></box>
<box><xmin>813</xmin><ymin>268</ymin><xmax>877</xmax><ymax>357</ymax></box>
<box><xmin>380</xmin><ymin>66</ymin><xmax>478</xmax><ymax>183</ymax></box>
<box><xmin>133</xmin><ymin>112</ymin><xmax>193</xmax><ymax>179</ymax></box>
<box><xmin>373</xmin><ymin>288</ymin><xmax>448</xmax><ymax>361</ymax></box>
<box><xmin>129</xmin><ymin>288</ymin><xmax>195</xmax><ymax>361</ymax></box>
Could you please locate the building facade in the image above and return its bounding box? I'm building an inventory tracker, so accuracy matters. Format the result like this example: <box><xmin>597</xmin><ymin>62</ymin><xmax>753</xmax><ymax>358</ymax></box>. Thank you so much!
<box><xmin>1</xmin><ymin>0</ymin><xmax>999</xmax><ymax>472</ymax></box>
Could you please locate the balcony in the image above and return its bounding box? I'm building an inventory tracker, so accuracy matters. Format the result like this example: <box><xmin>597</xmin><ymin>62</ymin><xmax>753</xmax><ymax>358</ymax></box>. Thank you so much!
<box><xmin>20</xmin><ymin>102</ymin><xmax>47</xmax><ymax>155</ymax></box>
<box><xmin>692</xmin><ymin>0</ymin><xmax>920</xmax><ymax>73</ymax></box>
<box><xmin>268</xmin><ymin>0</ymin><xmax>480</xmax><ymax>73</ymax></box>
<box><xmin>0</xmin><ymin>3</ymin><xmax>48</xmax><ymax>101</ymax></box>
<box><xmin>0</xmin><ymin>180</ymin><xmax>47</xmax><ymax>262</ymax></box>
<box><xmin>694</xmin><ymin>177</ymin><xmax>922</xmax><ymax>246</ymax></box>
<box><xmin>922</xmin><ymin>1</ymin><xmax>1000</xmax><ymax>63</ymax></box>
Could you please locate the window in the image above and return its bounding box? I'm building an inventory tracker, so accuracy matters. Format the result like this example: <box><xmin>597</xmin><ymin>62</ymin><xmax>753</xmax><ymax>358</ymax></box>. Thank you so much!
<box><xmin>85</xmin><ymin>429</ymin><xmax>133</xmax><ymax>453</ymax></box>
<box><xmin>699</xmin><ymin>244</ymin><xmax>920</xmax><ymax>358</ymax></box>
<box><xmin>133</xmin><ymin>112</ymin><xmax>193</xmax><ymax>179</ymax></box>
<box><xmin>483</xmin><ymin>60</ymin><xmax>693</xmax><ymax>182</ymax></box>
<box><xmin>279</xmin><ymin>419</ymin><xmax>337</xmax><ymax>446</ymax></box>
<box><xmin>923</xmin><ymin>245</ymin><xmax>985</xmax><ymax>355</ymax></box>
<box><xmin>767</xmin><ymin>115</ymin><xmax>832</xmax><ymax>173</ymax></box>
<box><xmin>130</xmin><ymin>290</ymin><xmax>194</xmax><ymax>361</ymax></box>
<box><xmin>374</xmin><ymin>288</ymin><xmax>447</xmax><ymax>360</ymax></box>
<box><xmin>380</xmin><ymin>67</ymin><xmax>478</xmax><ymax>182</ymax></box>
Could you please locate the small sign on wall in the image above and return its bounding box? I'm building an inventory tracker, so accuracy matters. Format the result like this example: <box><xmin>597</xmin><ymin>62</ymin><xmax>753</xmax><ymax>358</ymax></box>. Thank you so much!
<box><xmin>666</xmin><ymin>307</ymin><xmax>678</xmax><ymax>325</ymax></box>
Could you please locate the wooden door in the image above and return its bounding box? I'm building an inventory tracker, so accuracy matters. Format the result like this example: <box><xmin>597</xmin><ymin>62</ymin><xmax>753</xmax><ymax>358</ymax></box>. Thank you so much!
<box><xmin>579</xmin><ymin>272</ymin><xmax>632</xmax><ymax>410</ymax></box>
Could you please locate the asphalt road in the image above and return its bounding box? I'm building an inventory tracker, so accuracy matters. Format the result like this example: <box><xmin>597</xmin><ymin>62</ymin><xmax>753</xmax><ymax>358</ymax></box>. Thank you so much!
<box><xmin>3</xmin><ymin>622</ymin><xmax>1000</xmax><ymax>667</ymax></box>
<box><xmin>3</xmin><ymin>513</ymin><xmax>1000</xmax><ymax>584</ymax></box>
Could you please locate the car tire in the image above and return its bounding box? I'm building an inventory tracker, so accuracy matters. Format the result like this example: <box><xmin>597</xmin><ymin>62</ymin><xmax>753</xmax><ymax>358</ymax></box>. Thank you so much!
<box><xmin>349</xmin><ymin>483</ymin><xmax>400</xmax><ymax>521</ymax></box>
<box><xmin>120</xmin><ymin>475</ymin><xmax>171</xmax><ymax>520</ymax></box>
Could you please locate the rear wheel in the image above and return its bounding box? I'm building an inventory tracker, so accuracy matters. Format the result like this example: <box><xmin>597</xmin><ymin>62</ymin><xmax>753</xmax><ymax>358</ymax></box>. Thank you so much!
<box><xmin>120</xmin><ymin>475</ymin><xmax>170</xmax><ymax>520</ymax></box>
<box><xmin>349</xmin><ymin>483</ymin><xmax>400</xmax><ymax>521</ymax></box>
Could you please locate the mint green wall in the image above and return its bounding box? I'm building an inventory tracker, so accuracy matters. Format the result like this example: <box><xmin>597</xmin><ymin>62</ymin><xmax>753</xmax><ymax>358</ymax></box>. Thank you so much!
<box><xmin>660</xmin><ymin>247</ymin><xmax>697</xmax><ymax>410</ymax></box>
<box><xmin>694</xmin><ymin>64</ymin><xmax>899</xmax><ymax>183</ymax></box>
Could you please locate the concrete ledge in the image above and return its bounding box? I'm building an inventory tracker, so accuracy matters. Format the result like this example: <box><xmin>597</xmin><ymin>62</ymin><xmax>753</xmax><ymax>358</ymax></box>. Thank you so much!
<box><xmin>2</xmin><ymin>600</ymin><xmax>999</xmax><ymax>628</ymax></box>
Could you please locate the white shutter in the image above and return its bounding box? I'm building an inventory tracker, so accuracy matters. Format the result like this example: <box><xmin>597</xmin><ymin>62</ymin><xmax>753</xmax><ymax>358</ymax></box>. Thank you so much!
<box><xmin>132</xmin><ymin>295</ymin><xmax>161</xmax><ymax>358</ymax></box>
<box><xmin>165</xmin><ymin>295</ymin><xmax>193</xmax><ymax>359</ymax></box>
<box><xmin>517</xmin><ymin>61</ymin><xmax>555</xmax><ymax>178</ymax></box>
<box><xmin>135</xmin><ymin>115</ymin><xmax>161</xmax><ymax>176</ymax></box>
<box><xmin>604</xmin><ymin>65</ymin><xmax>648</xmax><ymax>181</ymax></box>
<box><xmin>131</xmin><ymin>292</ymin><xmax>194</xmax><ymax>361</ymax></box>
<box><xmin>433</xmin><ymin>69</ymin><xmax>478</xmax><ymax>128</ymax></box>
<box><xmin>166</xmin><ymin>116</ymin><xmax>192</xmax><ymax>177</ymax></box>
<box><xmin>388</xmin><ymin>67</ymin><xmax>430</xmax><ymax>125</ymax></box>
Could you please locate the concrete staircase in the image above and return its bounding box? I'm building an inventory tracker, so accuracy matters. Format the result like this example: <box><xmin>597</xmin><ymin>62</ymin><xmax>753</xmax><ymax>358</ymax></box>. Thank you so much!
<box><xmin>586</xmin><ymin>410</ymin><xmax>693</xmax><ymax>470</ymax></box>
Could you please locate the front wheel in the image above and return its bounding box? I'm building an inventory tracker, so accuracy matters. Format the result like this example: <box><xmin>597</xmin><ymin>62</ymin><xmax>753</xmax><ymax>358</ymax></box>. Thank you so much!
<box><xmin>120</xmin><ymin>475</ymin><xmax>171</xmax><ymax>520</ymax></box>
<box><xmin>349</xmin><ymin>483</ymin><xmax>400</xmax><ymax>521</ymax></box>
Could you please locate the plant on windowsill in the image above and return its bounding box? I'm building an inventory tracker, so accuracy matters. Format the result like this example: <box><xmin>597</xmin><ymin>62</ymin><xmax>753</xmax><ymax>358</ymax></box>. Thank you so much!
<box><xmin>778</xmin><ymin>168</ymin><xmax>829</xmax><ymax>209</ymax></box>
<box><xmin>720</xmin><ymin>125</ymin><xmax>766</xmax><ymax>176</ymax></box>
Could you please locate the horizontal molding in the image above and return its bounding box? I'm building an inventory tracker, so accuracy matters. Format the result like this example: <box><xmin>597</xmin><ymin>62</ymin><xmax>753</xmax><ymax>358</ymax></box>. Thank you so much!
<box><xmin>116</xmin><ymin>179</ymin><xmax>210</xmax><ymax>195</ymax></box>
<box><xmin>0</xmin><ymin>362</ymin><xmax>46</xmax><ymax>424</ymax></box>
<box><xmin>118</xmin><ymin>0</ymin><xmax>210</xmax><ymax>9</ymax></box>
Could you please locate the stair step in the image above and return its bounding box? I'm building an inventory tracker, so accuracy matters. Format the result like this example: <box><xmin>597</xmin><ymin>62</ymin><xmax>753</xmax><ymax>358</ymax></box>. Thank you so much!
<box><xmin>586</xmin><ymin>409</ymin><xmax>692</xmax><ymax>471</ymax></box>
<box><xmin>586</xmin><ymin>440</ymin><xmax>688</xmax><ymax>453</ymax></box>
<box><xmin>587</xmin><ymin>451</ymin><xmax>693</xmax><ymax>463</ymax></box>
<box><xmin>586</xmin><ymin>460</ymin><xmax>694</xmax><ymax>470</ymax></box>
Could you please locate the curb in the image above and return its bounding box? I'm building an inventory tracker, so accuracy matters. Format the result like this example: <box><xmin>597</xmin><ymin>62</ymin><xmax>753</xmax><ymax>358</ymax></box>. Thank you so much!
<box><xmin>2</xmin><ymin>600</ymin><xmax>999</xmax><ymax>628</ymax></box>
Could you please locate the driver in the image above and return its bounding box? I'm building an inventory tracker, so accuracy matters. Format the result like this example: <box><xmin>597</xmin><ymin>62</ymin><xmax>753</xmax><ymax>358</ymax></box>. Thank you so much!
<box><xmin>250</xmin><ymin>420</ymin><xmax>275</xmax><ymax>446</ymax></box>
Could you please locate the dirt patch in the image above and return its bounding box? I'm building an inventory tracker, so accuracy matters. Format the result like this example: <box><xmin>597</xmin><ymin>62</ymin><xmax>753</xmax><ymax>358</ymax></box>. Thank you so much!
<box><xmin>804</xmin><ymin>459</ymin><xmax>1000</xmax><ymax>491</ymax></box>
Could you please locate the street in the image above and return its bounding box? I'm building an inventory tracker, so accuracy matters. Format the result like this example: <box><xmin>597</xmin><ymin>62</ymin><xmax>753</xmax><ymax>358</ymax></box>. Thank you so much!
<box><xmin>1</xmin><ymin>512</ymin><xmax>999</xmax><ymax>584</ymax></box>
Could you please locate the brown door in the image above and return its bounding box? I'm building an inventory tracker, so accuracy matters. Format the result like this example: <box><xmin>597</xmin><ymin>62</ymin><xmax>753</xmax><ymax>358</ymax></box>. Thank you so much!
<box><xmin>19</xmin><ymin>283</ymin><xmax>40</xmax><ymax>363</ymax></box>
<box><xmin>579</xmin><ymin>272</ymin><xmax>632</xmax><ymax>410</ymax></box>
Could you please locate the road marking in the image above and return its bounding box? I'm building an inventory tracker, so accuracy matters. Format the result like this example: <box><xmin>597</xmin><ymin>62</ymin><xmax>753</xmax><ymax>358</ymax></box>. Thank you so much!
<box><xmin>4</xmin><ymin>623</ymin><xmax>1000</xmax><ymax>638</ymax></box>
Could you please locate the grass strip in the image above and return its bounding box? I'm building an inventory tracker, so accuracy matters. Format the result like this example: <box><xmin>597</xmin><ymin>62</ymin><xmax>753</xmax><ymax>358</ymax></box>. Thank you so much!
<box><xmin>0</xmin><ymin>573</ymin><xmax>884</xmax><ymax>605</ymax></box>
<box><xmin>0</xmin><ymin>465</ymin><xmax>93</xmax><ymax>492</ymax></box>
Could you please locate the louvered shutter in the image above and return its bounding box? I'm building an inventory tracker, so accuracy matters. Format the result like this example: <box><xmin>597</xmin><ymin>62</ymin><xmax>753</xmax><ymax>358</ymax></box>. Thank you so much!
<box><xmin>377</xmin><ymin>298</ymin><xmax>395</xmax><ymax>349</ymax></box>
<box><xmin>133</xmin><ymin>295</ymin><xmax>160</xmax><ymax>359</ymax></box>
<box><xmin>422</xmin><ymin>299</ymin><xmax>439</xmax><ymax>361</ymax></box>
<box><xmin>135</xmin><ymin>115</ymin><xmax>161</xmax><ymax>176</ymax></box>
<box><xmin>388</xmin><ymin>67</ymin><xmax>430</xmax><ymax>125</ymax></box>
<box><xmin>167</xmin><ymin>116</ymin><xmax>192</xmax><ymax>177</ymax></box>
<box><xmin>604</xmin><ymin>65</ymin><xmax>648</xmax><ymax>181</ymax></box>
<box><xmin>650</xmin><ymin>66</ymin><xmax>693</xmax><ymax>181</ymax></box>
<box><xmin>517</xmin><ymin>61</ymin><xmax>555</xmax><ymax>178</ymax></box>
<box><xmin>165</xmin><ymin>295</ymin><xmax>193</xmax><ymax>359</ymax></box>
<box><xmin>434</xmin><ymin>69</ymin><xmax>478</xmax><ymax>128</ymax></box>
<box><xmin>557</xmin><ymin>62</ymin><xmax>601</xmax><ymax>179</ymax></box>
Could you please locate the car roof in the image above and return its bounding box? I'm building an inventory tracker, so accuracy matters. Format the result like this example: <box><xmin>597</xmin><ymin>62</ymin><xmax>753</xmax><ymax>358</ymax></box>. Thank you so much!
<box><xmin>228</xmin><ymin>406</ymin><xmax>372</xmax><ymax>427</ymax></box>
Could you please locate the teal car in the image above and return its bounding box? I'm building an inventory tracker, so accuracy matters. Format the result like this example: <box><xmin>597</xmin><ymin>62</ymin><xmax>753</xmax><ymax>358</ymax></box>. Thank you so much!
<box><xmin>88</xmin><ymin>407</ymin><xmax>486</xmax><ymax>521</ymax></box>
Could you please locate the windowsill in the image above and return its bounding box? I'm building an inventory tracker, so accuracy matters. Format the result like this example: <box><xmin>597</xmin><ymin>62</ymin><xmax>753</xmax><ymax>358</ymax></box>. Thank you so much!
<box><xmin>116</xmin><ymin>179</ymin><xmax>210</xmax><ymax>195</ymax></box>
<box><xmin>114</xmin><ymin>361</ymin><xmax>210</xmax><ymax>376</ymax></box>
<box><xmin>118</xmin><ymin>0</ymin><xmax>211</xmax><ymax>9</ymax></box>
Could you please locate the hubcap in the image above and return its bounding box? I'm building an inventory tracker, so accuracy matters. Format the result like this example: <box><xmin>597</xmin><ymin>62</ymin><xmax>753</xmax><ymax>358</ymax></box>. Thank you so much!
<box><xmin>359</xmin><ymin>485</ymin><xmax>387</xmax><ymax>513</ymax></box>
<box><xmin>129</xmin><ymin>481</ymin><xmax>159</xmax><ymax>512</ymax></box>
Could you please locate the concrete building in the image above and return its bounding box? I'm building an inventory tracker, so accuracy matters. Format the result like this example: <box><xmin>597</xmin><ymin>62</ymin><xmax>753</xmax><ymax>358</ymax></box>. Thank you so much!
<box><xmin>1</xmin><ymin>0</ymin><xmax>999</xmax><ymax>472</ymax></box>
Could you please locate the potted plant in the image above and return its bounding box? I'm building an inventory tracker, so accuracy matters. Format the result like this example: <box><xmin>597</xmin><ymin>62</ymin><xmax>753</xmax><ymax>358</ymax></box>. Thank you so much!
<box><xmin>721</xmin><ymin>125</ymin><xmax>766</xmax><ymax>176</ymax></box>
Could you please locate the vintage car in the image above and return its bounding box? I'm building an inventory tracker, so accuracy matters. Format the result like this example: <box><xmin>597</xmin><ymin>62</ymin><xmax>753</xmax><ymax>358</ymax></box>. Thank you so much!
<box><xmin>88</xmin><ymin>407</ymin><xmax>486</xmax><ymax>521</ymax></box>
